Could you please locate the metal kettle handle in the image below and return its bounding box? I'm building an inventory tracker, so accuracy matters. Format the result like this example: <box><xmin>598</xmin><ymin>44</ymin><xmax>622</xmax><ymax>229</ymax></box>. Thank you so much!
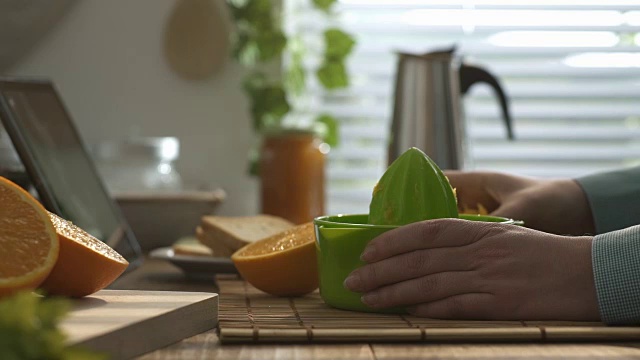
<box><xmin>459</xmin><ymin>64</ymin><xmax>514</xmax><ymax>140</ymax></box>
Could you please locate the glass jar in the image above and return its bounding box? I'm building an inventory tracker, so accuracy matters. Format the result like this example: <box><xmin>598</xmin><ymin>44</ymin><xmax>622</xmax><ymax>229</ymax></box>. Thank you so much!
<box><xmin>93</xmin><ymin>137</ymin><xmax>183</xmax><ymax>194</ymax></box>
<box><xmin>260</xmin><ymin>130</ymin><xmax>328</xmax><ymax>224</ymax></box>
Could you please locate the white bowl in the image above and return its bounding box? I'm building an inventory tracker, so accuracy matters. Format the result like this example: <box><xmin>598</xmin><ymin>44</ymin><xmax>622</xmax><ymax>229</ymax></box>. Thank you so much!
<box><xmin>115</xmin><ymin>190</ymin><xmax>226</xmax><ymax>252</ymax></box>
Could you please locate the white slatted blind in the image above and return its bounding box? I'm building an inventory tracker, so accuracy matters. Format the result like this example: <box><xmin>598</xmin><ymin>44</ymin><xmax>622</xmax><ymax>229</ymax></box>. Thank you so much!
<box><xmin>285</xmin><ymin>0</ymin><xmax>640</xmax><ymax>215</ymax></box>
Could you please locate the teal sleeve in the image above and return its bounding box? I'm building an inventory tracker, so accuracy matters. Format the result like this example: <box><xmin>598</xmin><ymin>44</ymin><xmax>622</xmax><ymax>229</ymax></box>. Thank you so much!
<box><xmin>592</xmin><ymin>226</ymin><xmax>640</xmax><ymax>325</ymax></box>
<box><xmin>575</xmin><ymin>166</ymin><xmax>640</xmax><ymax>234</ymax></box>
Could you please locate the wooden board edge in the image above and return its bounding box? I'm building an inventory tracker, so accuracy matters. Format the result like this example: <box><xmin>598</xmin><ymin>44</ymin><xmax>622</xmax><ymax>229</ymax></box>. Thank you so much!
<box><xmin>77</xmin><ymin>293</ymin><xmax>218</xmax><ymax>359</ymax></box>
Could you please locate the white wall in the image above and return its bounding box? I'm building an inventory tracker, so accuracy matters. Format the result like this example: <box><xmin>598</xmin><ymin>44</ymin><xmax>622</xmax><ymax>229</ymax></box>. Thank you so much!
<box><xmin>6</xmin><ymin>0</ymin><xmax>259</xmax><ymax>216</ymax></box>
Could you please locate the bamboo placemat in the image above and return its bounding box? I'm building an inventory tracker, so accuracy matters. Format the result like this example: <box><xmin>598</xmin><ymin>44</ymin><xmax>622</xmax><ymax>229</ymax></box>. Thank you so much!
<box><xmin>216</xmin><ymin>277</ymin><xmax>640</xmax><ymax>344</ymax></box>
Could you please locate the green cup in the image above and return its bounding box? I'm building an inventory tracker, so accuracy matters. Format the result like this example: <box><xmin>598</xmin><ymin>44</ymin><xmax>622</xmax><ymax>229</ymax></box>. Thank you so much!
<box><xmin>313</xmin><ymin>214</ymin><xmax>522</xmax><ymax>313</ymax></box>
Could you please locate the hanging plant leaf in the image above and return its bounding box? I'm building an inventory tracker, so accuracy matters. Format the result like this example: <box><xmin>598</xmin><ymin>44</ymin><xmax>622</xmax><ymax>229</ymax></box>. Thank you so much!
<box><xmin>286</xmin><ymin>62</ymin><xmax>306</xmax><ymax>96</ymax></box>
<box><xmin>243</xmin><ymin>71</ymin><xmax>269</xmax><ymax>95</ymax></box>
<box><xmin>316</xmin><ymin>60</ymin><xmax>348</xmax><ymax>89</ymax></box>
<box><xmin>255</xmin><ymin>30</ymin><xmax>287</xmax><ymax>62</ymax></box>
<box><xmin>230</xmin><ymin>0</ymin><xmax>274</xmax><ymax>29</ymax></box>
<box><xmin>262</xmin><ymin>86</ymin><xmax>290</xmax><ymax>119</ymax></box>
<box><xmin>246</xmin><ymin>79</ymin><xmax>291</xmax><ymax>131</ymax></box>
<box><xmin>285</xmin><ymin>45</ymin><xmax>307</xmax><ymax>96</ymax></box>
<box><xmin>226</xmin><ymin>0</ymin><xmax>356</xmax><ymax>150</ymax></box>
<box><xmin>312</xmin><ymin>0</ymin><xmax>337</xmax><ymax>12</ymax></box>
<box><xmin>233</xmin><ymin>34</ymin><xmax>260</xmax><ymax>66</ymax></box>
<box><xmin>232</xmin><ymin>30</ymin><xmax>286</xmax><ymax>64</ymax></box>
<box><xmin>228</xmin><ymin>0</ymin><xmax>286</xmax><ymax>64</ymax></box>
<box><xmin>324</xmin><ymin>28</ymin><xmax>356</xmax><ymax>60</ymax></box>
<box><xmin>247</xmin><ymin>145</ymin><xmax>261</xmax><ymax>176</ymax></box>
<box><xmin>314</xmin><ymin>114</ymin><xmax>339</xmax><ymax>147</ymax></box>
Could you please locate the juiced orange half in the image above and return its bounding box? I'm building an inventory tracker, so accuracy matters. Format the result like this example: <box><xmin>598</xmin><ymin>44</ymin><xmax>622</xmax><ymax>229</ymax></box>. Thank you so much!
<box><xmin>231</xmin><ymin>223</ymin><xmax>318</xmax><ymax>297</ymax></box>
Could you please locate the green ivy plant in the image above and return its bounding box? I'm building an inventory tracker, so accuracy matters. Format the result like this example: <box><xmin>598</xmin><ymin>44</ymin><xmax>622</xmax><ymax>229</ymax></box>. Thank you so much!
<box><xmin>226</xmin><ymin>0</ymin><xmax>356</xmax><ymax>173</ymax></box>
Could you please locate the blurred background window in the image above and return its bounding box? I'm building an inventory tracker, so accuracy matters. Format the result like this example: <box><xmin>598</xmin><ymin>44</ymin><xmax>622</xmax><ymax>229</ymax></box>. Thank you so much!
<box><xmin>285</xmin><ymin>0</ymin><xmax>640</xmax><ymax>215</ymax></box>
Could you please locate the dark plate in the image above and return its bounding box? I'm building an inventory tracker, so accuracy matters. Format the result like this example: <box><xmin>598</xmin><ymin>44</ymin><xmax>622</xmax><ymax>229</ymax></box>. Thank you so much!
<box><xmin>149</xmin><ymin>247</ymin><xmax>238</xmax><ymax>276</ymax></box>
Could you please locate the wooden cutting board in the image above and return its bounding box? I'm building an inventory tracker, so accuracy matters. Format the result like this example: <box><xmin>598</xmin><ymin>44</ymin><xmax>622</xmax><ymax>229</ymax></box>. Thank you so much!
<box><xmin>61</xmin><ymin>290</ymin><xmax>218</xmax><ymax>359</ymax></box>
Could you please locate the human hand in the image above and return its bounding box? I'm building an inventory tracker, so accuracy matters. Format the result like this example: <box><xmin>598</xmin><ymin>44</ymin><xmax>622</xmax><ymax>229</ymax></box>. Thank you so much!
<box><xmin>344</xmin><ymin>218</ymin><xmax>600</xmax><ymax>321</ymax></box>
<box><xmin>446</xmin><ymin>171</ymin><xmax>595</xmax><ymax>236</ymax></box>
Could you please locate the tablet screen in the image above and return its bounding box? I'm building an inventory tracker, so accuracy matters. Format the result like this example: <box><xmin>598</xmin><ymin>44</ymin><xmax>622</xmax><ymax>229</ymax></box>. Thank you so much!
<box><xmin>0</xmin><ymin>79</ymin><xmax>141</xmax><ymax>264</ymax></box>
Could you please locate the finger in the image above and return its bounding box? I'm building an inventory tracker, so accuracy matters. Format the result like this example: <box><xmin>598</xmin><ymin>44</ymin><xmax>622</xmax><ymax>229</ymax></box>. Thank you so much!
<box><xmin>491</xmin><ymin>201</ymin><xmax>525</xmax><ymax>220</ymax></box>
<box><xmin>490</xmin><ymin>200</ymin><xmax>535</xmax><ymax>228</ymax></box>
<box><xmin>444</xmin><ymin>171</ymin><xmax>500</xmax><ymax>213</ymax></box>
<box><xmin>345</xmin><ymin>247</ymin><xmax>471</xmax><ymax>293</ymax></box>
<box><xmin>360</xmin><ymin>271</ymin><xmax>482</xmax><ymax>309</ymax></box>
<box><xmin>408</xmin><ymin>293</ymin><xmax>496</xmax><ymax>320</ymax></box>
<box><xmin>362</xmin><ymin>218</ymin><xmax>486</xmax><ymax>263</ymax></box>
<box><xmin>485</xmin><ymin>173</ymin><xmax>539</xmax><ymax>203</ymax></box>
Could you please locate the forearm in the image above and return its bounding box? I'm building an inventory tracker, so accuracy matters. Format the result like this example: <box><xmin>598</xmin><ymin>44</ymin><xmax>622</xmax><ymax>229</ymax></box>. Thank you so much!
<box><xmin>576</xmin><ymin>166</ymin><xmax>640</xmax><ymax>234</ymax></box>
<box><xmin>592</xmin><ymin>225</ymin><xmax>640</xmax><ymax>325</ymax></box>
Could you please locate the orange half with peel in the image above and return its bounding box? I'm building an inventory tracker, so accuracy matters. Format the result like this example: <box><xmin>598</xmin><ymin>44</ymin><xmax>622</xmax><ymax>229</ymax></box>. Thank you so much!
<box><xmin>0</xmin><ymin>177</ymin><xmax>59</xmax><ymax>297</ymax></box>
<box><xmin>231</xmin><ymin>222</ymin><xmax>318</xmax><ymax>297</ymax></box>
<box><xmin>40</xmin><ymin>212</ymin><xmax>129</xmax><ymax>298</ymax></box>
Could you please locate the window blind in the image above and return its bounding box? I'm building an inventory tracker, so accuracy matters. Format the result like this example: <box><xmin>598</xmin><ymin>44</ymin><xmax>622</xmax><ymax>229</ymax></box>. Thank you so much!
<box><xmin>285</xmin><ymin>0</ymin><xmax>640</xmax><ymax>215</ymax></box>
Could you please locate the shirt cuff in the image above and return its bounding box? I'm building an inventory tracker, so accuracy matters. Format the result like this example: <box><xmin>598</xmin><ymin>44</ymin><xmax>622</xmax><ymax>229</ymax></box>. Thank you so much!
<box><xmin>576</xmin><ymin>166</ymin><xmax>640</xmax><ymax>234</ymax></box>
<box><xmin>592</xmin><ymin>225</ymin><xmax>640</xmax><ymax>325</ymax></box>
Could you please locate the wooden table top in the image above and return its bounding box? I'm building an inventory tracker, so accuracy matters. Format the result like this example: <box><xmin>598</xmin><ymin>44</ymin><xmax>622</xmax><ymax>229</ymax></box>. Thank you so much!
<box><xmin>111</xmin><ymin>259</ymin><xmax>640</xmax><ymax>360</ymax></box>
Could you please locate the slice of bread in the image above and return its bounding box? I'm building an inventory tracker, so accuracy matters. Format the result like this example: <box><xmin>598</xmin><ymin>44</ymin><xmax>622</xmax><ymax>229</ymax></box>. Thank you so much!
<box><xmin>172</xmin><ymin>237</ymin><xmax>214</xmax><ymax>257</ymax></box>
<box><xmin>199</xmin><ymin>215</ymin><xmax>295</xmax><ymax>251</ymax></box>
<box><xmin>195</xmin><ymin>226</ymin><xmax>235</xmax><ymax>257</ymax></box>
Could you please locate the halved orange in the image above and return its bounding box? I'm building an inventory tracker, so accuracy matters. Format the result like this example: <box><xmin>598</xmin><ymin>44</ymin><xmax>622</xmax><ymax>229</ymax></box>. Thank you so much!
<box><xmin>231</xmin><ymin>223</ymin><xmax>318</xmax><ymax>297</ymax></box>
<box><xmin>39</xmin><ymin>212</ymin><xmax>129</xmax><ymax>298</ymax></box>
<box><xmin>0</xmin><ymin>177</ymin><xmax>59</xmax><ymax>297</ymax></box>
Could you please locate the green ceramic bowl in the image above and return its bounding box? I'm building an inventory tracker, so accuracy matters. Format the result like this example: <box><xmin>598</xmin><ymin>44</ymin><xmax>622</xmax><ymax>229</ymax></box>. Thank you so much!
<box><xmin>313</xmin><ymin>214</ymin><xmax>522</xmax><ymax>313</ymax></box>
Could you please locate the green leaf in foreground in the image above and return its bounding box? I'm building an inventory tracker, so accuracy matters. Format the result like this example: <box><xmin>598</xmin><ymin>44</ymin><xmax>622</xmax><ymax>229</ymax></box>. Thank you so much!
<box><xmin>369</xmin><ymin>147</ymin><xmax>459</xmax><ymax>226</ymax></box>
<box><xmin>0</xmin><ymin>292</ymin><xmax>106</xmax><ymax>360</ymax></box>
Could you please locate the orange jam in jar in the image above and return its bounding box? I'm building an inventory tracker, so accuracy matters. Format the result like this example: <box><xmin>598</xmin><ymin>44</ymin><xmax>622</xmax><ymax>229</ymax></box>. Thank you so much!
<box><xmin>260</xmin><ymin>130</ymin><xmax>327</xmax><ymax>224</ymax></box>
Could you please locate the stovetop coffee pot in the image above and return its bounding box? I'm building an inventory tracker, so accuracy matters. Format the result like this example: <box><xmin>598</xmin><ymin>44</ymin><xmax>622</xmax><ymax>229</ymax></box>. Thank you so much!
<box><xmin>388</xmin><ymin>47</ymin><xmax>513</xmax><ymax>169</ymax></box>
